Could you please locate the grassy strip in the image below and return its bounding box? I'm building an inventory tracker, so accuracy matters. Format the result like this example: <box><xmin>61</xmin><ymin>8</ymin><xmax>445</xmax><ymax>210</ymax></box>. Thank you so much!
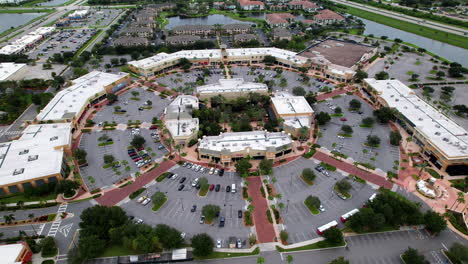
<box><xmin>199</xmin><ymin>188</ymin><xmax>208</xmax><ymax>197</ymax></box>
<box><xmin>0</xmin><ymin>192</ymin><xmax>57</xmax><ymax>203</ymax></box>
<box><xmin>320</xmin><ymin>162</ymin><xmax>337</xmax><ymax>171</ymax></box>
<box><xmin>334</xmin><ymin>185</ymin><xmax>351</xmax><ymax>199</ymax></box>
<box><xmin>98</xmin><ymin>141</ymin><xmax>114</xmax><ymax>146</ymax></box>
<box><xmin>276</xmin><ymin>240</ymin><xmax>345</xmax><ymax>252</ymax></box>
<box><xmin>195</xmin><ymin>247</ymin><xmax>260</xmax><ymax>260</ymax></box>
<box><xmin>129</xmin><ymin>188</ymin><xmax>146</xmax><ymax>199</ymax></box>
<box><xmin>304</xmin><ymin>201</ymin><xmax>319</xmax><ymax>215</ymax></box>
<box><xmin>151</xmin><ymin>197</ymin><xmax>167</xmax><ymax>212</ymax></box>
<box><xmin>155</xmin><ymin>172</ymin><xmax>171</xmax><ymax>182</ymax></box>
<box><xmin>300</xmin><ymin>175</ymin><xmax>314</xmax><ymax>186</ymax></box>
<box><xmin>74</xmin><ymin>29</ymin><xmax>102</xmax><ymax>58</ymax></box>
<box><xmin>99</xmin><ymin>244</ymin><xmax>141</xmax><ymax>258</ymax></box>
<box><xmin>47</xmin><ymin>213</ymin><xmax>57</xmax><ymax>221</ymax></box>
<box><xmin>339</xmin><ymin>5</ymin><xmax>468</xmax><ymax>49</ymax></box>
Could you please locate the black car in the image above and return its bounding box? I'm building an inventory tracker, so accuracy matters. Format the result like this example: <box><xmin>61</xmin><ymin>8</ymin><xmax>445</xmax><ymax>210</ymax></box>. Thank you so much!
<box><xmin>215</xmin><ymin>211</ymin><xmax>220</xmax><ymax>217</ymax></box>
<box><xmin>219</xmin><ymin>216</ymin><xmax>225</xmax><ymax>227</ymax></box>
<box><xmin>215</xmin><ymin>184</ymin><xmax>221</xmax><ymax>192</ymax></box>
<box><xmin>196</xmin><ymin>183</ymin><xmax>201</xmax><ymax>189</ymax></box>
<box><xmin>191</xmin><ymin>205</ymin><xmax>197</xmax><ymax>212</ymax></box>
<box><xmin>226</xmin><ymin>186</ymin><xmax>231</xmax><ymax>192</ymax></box>
<box><xmin>179</xmin><ymin>177</ymin><xmax>186</xmax><ymax>183</ymax></box>
<box><xmin>219</xmin><ymin>169</ymin><xmax>224</xmax><ymax>176</ymax></box>
<box><xmin>315</xmin><ymin>166</ymin><xmax>324</xmax><ymax>172</ymax></box>
<box><xmin>238</xmin><ymin>210</ymin><xmax>243</xmax><ymax>218</ymax></box>
<box><xmin>178</xmin><ymin>184</ymin><xmax>184</xmax><ymax>191</ymax></box>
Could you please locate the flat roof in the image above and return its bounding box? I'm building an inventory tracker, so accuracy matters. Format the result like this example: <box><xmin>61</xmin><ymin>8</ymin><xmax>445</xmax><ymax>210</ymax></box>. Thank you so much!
<box><xmin>0</xmin><ymin>63</ymin><xmax>26</xmax><ymax>81</ymax></box>
<box><xmin>0</xmin><ymin>123</ymin><xmax>71</xmax><ymax>186</ymax></box>
<box><xmin>199</xmin><ymin>131</ymin><xmax>292</xmax><ymax>153</ymax></box>
<box><xmin>365</xmin><ymin>78</ymin><xmax>468</xmax><ymax>159</ymax></box>
<box><xmin>36</xmin><ymin>71</ymin><xmax>129</xmax><ymax>121</ymax></box>
<box><xmin>272</xmin><ymin>92</ymin><xmax>314</xmax><ymax>115</ymax></box>
<box><xmin>0</xmin><ymin>243</ymin><xmax>26</xmax><ymax>264</ymax></box>
<box><xmin>302</xmin><ymin>39</ymin><xmax>375</xmax><ymax>68</ymax></box>
<box><xmin>165</xmin><ymin>118</ymin><xmax>199</xmax><ymax>137</ymax></box>
<box><xmin>196</xmin><ymin>78</ymin><xmax>267</xmax><ymax>95</ymax></box>
<box><xmin>169</xmin><ymin>95</ymin><xmax>199</xmax><ymax>109</ymax></box>
<box><xmin>165</xmin><ymin>95</ymin><xmax>199</xmax><ymax>138</ymax></box>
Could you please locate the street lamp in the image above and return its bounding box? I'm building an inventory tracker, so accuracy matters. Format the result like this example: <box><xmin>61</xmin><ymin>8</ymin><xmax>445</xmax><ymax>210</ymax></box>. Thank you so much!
<box><xmin>286</xmin><ymin>199</ymin><xmax>290</xmax><ymax>214</ymax></box>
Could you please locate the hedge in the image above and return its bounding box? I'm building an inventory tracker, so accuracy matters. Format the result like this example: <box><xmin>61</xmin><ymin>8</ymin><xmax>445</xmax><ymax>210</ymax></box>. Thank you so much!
<box><xmin>266</xmin><ymin>209</ymin><xmax>273</xmax><ymax>224</ymax></box>
<box><xmin>129</xmin><ymin>188</ymin><xmax>146</xmax><ymax>199</ymax></box>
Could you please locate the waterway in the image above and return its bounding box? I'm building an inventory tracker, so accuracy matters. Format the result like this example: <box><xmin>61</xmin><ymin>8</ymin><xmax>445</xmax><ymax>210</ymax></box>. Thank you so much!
<box><xmin>165</xmin><ymin>14</ymin><xmax>254</xmax><ymax>30</ymax></box>
<box><xmin>0</xmin><ymin>13</ymin><xmax>44</xmax><ymax>34</ymax></box>
<box><xmin>36</xmin><ymin>0</ymin><xmax>69</xmax><ymax>6</ymax></box>
<box><xmin>359</xmin><ymin>18</ymin><xmax>467</xmax><ymax>65</ymax></box>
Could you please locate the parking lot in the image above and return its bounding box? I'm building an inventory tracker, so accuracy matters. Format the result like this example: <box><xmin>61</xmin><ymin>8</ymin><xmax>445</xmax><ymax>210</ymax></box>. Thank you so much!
<box><xmin>153</xmin><ymin>66</ymin><xmax>333</xmax><ymax>95</ymax></box>
<box><xmin>316</xmin><ymin>95</ymin><xmax>400</xmax><ymax>173</ymax></box>
<box><xmin>273</xmin><ymin>157</ymin><xmax>377</xmax><ymax>244</ymax></box>
<box><xmin>92</xmin><ymin>87</ymin><xmax>171</xmax><ymax>124</ymax></box>
<box><xmin>121</xmin><ymin>165</ymin><xmax>251</xmax><ymax>248</ymax></box>
<box><xmin>67</xmin><ymin>9</ymin><xmax>123</xmax><ymax>28</ymax></box>
<box><xmin>79</xmin><ymin>129</ymin><xmax>168</xmax><ymax>191</ymax></box>
<box><xmin>29</xmin><ymin>28</ymin><xmax>97</xmax><ymax>60</ymax></box>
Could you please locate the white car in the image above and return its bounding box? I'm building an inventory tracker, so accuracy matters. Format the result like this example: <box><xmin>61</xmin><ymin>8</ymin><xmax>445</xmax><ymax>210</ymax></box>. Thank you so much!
<box><xmin>136</xmin><ymin>196</ymin><xmax>146</xmax><ymax>203</ymax></box>
<box><xmin>216</xmin><ymin>239</ymin><xmax>222</xmax><ymax>248</ymax></box>
<box><xmin>142</xmin><ymin>198</ymin><xmax>151</xmax><ymax>206</ymax></box>
<box><xmin>209</xmin><ymin>167</ymin><xmax>215</xmax><ymax>175</ymax></box>
<box><xmin>191</xmin><ymin>178</ymin><xmax>199</xmax><ymax>187</ymax></box>
<box><xmin>319</xmin><ymin>205</ymin><xmax>325</xmax><ymax>212</ymax></box>
<box><xmin>181</xmin><ymin>232</ymin><xmax>186</xmax><ymax>239</ymax></box>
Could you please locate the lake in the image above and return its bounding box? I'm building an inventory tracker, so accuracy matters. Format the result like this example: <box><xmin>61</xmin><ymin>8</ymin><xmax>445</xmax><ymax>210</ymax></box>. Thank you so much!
<box><xmin>36</xmin><ymin>0</ymin><xmax>69</xmax><ymax>6</ymax></box>
<box><xmin>359</xmin><ymin>17</ymin><xmax>467</xmax><ymax>66</ymax></box>
<box><xmin>165</xmin><ymin>14</ymin><xmax>253</xmax><ymax>30</ymax></box>
<box><xmin>0</xmin><ymin>13</ymin><xmax>44</xmax><ymax>34</ymax></box>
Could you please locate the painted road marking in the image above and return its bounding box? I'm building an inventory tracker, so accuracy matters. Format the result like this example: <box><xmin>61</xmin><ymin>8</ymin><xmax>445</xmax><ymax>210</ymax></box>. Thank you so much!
<box><xmin>47</xmin><ymin>221</ymin><xmax>62</xmax><ymax>237</ymax></box>
<box><xmin>59</xmin><ymin>223</ymin><xmax>73</xmax><ymax>237</ymax></box>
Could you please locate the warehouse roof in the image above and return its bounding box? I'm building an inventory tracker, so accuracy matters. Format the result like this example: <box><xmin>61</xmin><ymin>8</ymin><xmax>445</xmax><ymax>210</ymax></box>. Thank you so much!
<box><xmin>271</xmin><ymin>92</ymin><xmax>314</xmax><ymax>115</ymax></box>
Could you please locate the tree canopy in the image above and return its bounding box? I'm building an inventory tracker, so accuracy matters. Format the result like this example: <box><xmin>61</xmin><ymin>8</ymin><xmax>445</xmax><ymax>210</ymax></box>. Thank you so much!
<box><xmin>191</xmin><ymin>233</ymin><xmax>214</xmax><ymax>257</ymax></box>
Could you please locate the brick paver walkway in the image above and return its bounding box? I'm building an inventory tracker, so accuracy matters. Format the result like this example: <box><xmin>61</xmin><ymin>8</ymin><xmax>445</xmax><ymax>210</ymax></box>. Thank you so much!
<box><xmin>314</xmin><ymin>151</ymin><xmax>393</xmax><ymax>189</ymax></box>
<box><xmin>96</xmin><ymin>160</ymin><xmax>176</xmax><ymax>206</ymax></box>
<box><xmin>247</xmin><ymin>176</ymin><xmax>276</xmax><ymax>243</ymax></box>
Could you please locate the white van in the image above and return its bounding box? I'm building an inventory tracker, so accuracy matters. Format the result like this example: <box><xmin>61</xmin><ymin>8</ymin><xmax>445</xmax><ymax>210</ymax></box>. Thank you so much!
<box><xmin>231</xmin><ymin>184</ymin><xmax>236</xmax><ymax>193</ymax></box>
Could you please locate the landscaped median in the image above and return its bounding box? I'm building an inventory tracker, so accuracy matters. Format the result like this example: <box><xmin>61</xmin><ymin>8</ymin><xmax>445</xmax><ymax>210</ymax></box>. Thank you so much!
<box><xmin>276</xmin><ymin>238</ymin><xmax>346</xmax><ymax>252</ymax></box>
<box><xmin>195</xmin><ymin>247</ymin><xmax>260</xmax><ymax>260</ymax></box>
<box><xmin>151</xmin><ymin>192</ymin><xmax>167</xmax><ymax>212</ymax></box>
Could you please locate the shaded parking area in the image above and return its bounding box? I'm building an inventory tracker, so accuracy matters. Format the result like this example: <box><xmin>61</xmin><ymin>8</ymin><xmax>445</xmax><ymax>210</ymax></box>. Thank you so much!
<box><xmin>120</xmin><ymin>165</ymin><xmax>251</xmax><ymax>248</ymax></box>
<box><xmin>79</xmin><ymin>129</ymin><xmax>168</xmax><ymax>190</ymax></box>
<box><xmin>273</xmin><ymin>157</ymin><xmax>376</xmax><ymax>244</ymax></box>
<box><xmin>315</xmin><ymin>95</ymin><xmax>400</xmax><ymax>173</ymax></box>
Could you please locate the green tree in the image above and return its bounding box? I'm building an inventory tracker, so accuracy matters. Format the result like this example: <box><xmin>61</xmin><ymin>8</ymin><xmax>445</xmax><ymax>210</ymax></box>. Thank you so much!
<box><xmin>201</xmin><ymin>204</ymin><xmax>221</xmax><ymax>222</ymax></box>
<box><xmin>373</xmin><ymin>107</ymin><xmax>396</xmax><ymax>123</ymax></box>
<box><xmin>389</xmin><ymin>131</ymin><xmax>402</xmax><ymax>146</ymax></box>
<box><xmin>74</xmin><ymin>148</ymin><xmax>87</xmax><ymax>163</ymax></box>
<box><xmin>287</xmin><ymin>255</ymin><xmax>294</xmax><ymax>264</ymax></box>
<box><xmin>361</xmin><ymin>117</ymin><xmax>375</xmax><ymax>127</ymax></box>
<box><xmin>131</xmin><ymin>135</ymin><xmax>146</xmax><ymax>148</ymax></box>
<box><xmin>292</xmin><ymin>86</ymin><xmax>306</xmax><ymax>96</ymax></box>
<box><xmin>280</xmin><ymin>230</ymin><xmax>289</xmax><ymax>242</ymax></box>
<box><xmin>191</xmin><ymin>233</ymin><xmax>214</xmax><ymax>257</ymax></box>
<box><xmin>316</xmin><ymin>112</ymin><xmax>331</xmax><ymax>126</ymax></box>
<box><xmin>305</xmin><ymin>195</ymin><xmax>321</xmax><ymax>209</ymax></box>
<box><xmin>179</xmin><ymin>58</ymin><xmax>192</xmax><ymax>71</ymax></box>
<box><xmin>424</xmin><ymin>211</ymin><xmax>446</xmax><ymax>235</ymax></box>
<box><xmin>366</xmin><ymin>135</ymin><xmax>381</xmax><ymax>147</ymax></box>
<box><xmin>263</xmin><ymin>55</ymin><xmax>276</xmax><ymax>65</ymax></box>
<box><xmin>375</xmin><ymin>71</ymin><xmax>389</xmax><ymax>80</ymax></box>
<box><xmin>151</xmin><ymin>192</ymin><xmax>166</xmax><ymax>207</ymax></box>
<box><xmin>39</xmin><ymin>236</ymin><xmax>58</xmax><ymax>257</ymax></box>
<box><xmin>3</xmin><ymin>214</ymin><xmax>15</xmax><ymax>224</ymax></box>
<box><xmin>401</xmin><ymin>247</ymin><xmax>429</xmax><ymax>264</ymax></box>
<box><xmin>103</xmin><ymin>154</ymin><xmax>115</xmax><ymax>164</ymax></box>
<box><xmin>349</xmin><ymin>99</ymin><xmax>362</xmax><ymax>110</ymax></box>
<box><xmin>336</xmin><ymin>179</ymin><xmax>352</xmax><ymax>193</ymax></box>
<box><xmin>354</xmin><ymin>70</ymin><xmax>368</xmax><ymax>82</ymax></box>
<box><xmin>235</xmin><ymin>158</ymin><xmax>252</xmax><ymax>177</ymax></box>
<box><xmin>257</xmin><ymin>256</ymin><xmax>265</xmax><ymax>264</ymax></box>
<box><xmin>322</xmin><ymin>227</ymin><xmax>344</xmax><ymax>244</ymax></box>
<box><xmin>110</xmin><ymin>58</ymin><xmax>119</xmax><ymax>66</ymax></box>
<box><xmin>259</xmin><ymin>159</ymin><xmax>273</xmax><ymax>175</ymax></box>
<box><xmin>154</xmin><ymin>224</ymin><xmax>184</xmax><ymax>249</ymax></box>
<box><xmin>436</xmin><ymin>71</ymin><xmax>445</xmax><ymax>80</ymax></box>
<box><xmin>298</xmin><ymin>127</ymin><xmax>310</xmax><ymax>143</ymax></box>
<box><xmin>199</xmin><ymin>177</ymin><xmax>209</xmax><ymax>191</ymax></box>
<box><xmin>448</xmin><ymin>243</ymin><xmax>468</xmax><ymax>263</ymax></box>
<box><xmin>55</xmin><ymin>180</ymin><xmax>80</xmax><ymax>197</ymax></box>
<box><xmin>106</xmin><ymin>93</ymin><xmax>118</xmax><ymax>103</ymax></box>
<box><xmin>334</xmin><ymin>107</ymin><xmax>342</xmax><ymax>114</ymax></box>
<box><xmin>341</xmin><ymin>125</ymin><xmax>353</xmax><ymax>135</ymax></box>
<box><xmin>302</xmin><ymin>168</ymin><xmax>316</xmax><ymax>183</ymax></box>
<box><xmin>329</xmin><ymin>257</ymin><xmax>349</xmax><ymax>264</ymax></box>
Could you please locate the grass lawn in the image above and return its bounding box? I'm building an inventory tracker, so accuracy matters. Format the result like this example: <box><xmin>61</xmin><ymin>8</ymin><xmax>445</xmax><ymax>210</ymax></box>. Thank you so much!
<box><xmin>99</xmin><ymin>244</ymin><xmax>141</xmax><ymax>257</ymax></box>
<box><xmin>320</xmin><ymin>162</ymin><xmax>337</xmax><ymax>171</ymax></box>
<box><xmin>425</xmin><ymin>168</ymin><xmax>440</xmax><ymax>178</ymax></box>
<box><xmin>339</xmin><ymin>6</ymin><xmax>468</xmax><ymax>49</ymax></box>
<box><xmin>152</xmin><ymin>197</ymin><xmax>167</xmax><ymax>212</ymax></box>
<box><xmin>195</xmin><ymin>248</ymin><xmax>260</xmax><ymax>260</ymax></box>
<box><xmin>47</xmin><ymin>213</ymin><xmax>57</xmax><ymax>222</ymax></box>
<box><xmin>276</xmin><ymin>240</ymin><xmax>345</xmax><ymax>252</ymax></box>
<box><xmin>449</xmin><ymin>179</ymin><xmax>467</xmax><ymax>192</ymax></box>
<box><xmin>0</xmin><ymin>192</ymin><xmax>57</xmax><ymax>203</ymax></box>
<box><xmin>304</xmin><ymin>201</ymin><xmax>319</xmax><ymax>215</ymax></box>
<box><xmin>199</xmin><ymin>188</ymin><xmax>208</xmax><ymax>197</ymax></box>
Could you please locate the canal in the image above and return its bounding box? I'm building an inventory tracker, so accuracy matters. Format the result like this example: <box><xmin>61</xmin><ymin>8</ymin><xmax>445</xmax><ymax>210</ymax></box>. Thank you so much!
<box><xmin>0</xmin><ymin>13</ymin><xmax>44</xmax><ymax>34</ymax></box>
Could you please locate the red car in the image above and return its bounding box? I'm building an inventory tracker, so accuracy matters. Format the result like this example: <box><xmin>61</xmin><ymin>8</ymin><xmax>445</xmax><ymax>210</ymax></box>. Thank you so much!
<box><xmin>340</xmin><ymin>118</ymin><xmax>347</xmax><ymax>121</ymax></box>
<box><xmin>149</xmin><ymin>125</ymin><xmax>158</xmax><ymax>130</ymax></box>
<box><xmin>209</xmin><ymin>184</ymin><xmax>215</xmax><ymax>191</ymax></box>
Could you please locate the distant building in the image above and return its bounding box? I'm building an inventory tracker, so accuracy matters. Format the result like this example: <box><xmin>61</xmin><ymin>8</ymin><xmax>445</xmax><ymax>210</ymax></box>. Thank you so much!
<box><xmin>0</xmin><ymin>27</ymin><xmax>55</xmax><ymax>55</ymax></box>
<box><xmin>223</xmin><ymin>23</ymin><xmax>252</xmax><ymax>35</ymax></box>
<box><xmin>234</xmin><ymin>33</ymin><xmax>258</xmax><ymax>43</ymax></box>
<box><xmin>272</xmin><ymin>28</ymin><xmax>292</xmax><ymax>41</ymax></box>
<box><xmin>198</xmin><ymin>131</ymin><xmax>293</xmax><ymax>165</ymax></box>
<box><xmin>0</xmin><ymin>242</ymin><xmax>33</xmax><ymax>264</ymax></box>
<box><xmin>213</xmin><ymin>1</ymin><xmax>225</xmax><ymax>9</ymax></box>
<box><xmin>238</xmin><ymin>0</ymin><xmax>265</xmax><ymax>10</ymax></box>
<box><xmin>266</xmin><ymin>13</ymin><xmax>295</xmax><ymax>27</ymax></box>
<box><xmin>0</xmin><ymin>63</ymin><xmax>27</xmax><ymax>81</ymax></box>
<box><xmin>164</xmin><ymin>95</ymin><xmax>199</xmax><ymax>146</ymax></box>
<box><xmin>313</xmin><ymin>9</ymin><xmax>345</xmax><ymax>25</ymax></box>
<box><xmin>271</xmin><ymin>92</ymin><xmax>314</xmax><ymax>136</ymax></box>
<box><xmin>166</xmin><ymin>35</ymin><xmax>201</xmax><ymax>45</ymax></box>
<box><xmin>196</xmin><ymin>78</ymin><xmax>268</xmax><ymax>99</ymax></box>
<box><xmin>68</xmin><ymin>9</ymin><xmax>89</xmax><ymax>20</ymax></box>
<box><xmin>147</xmin><ymin>3</ymin><xmax>176</xmax><ymax>11</ymax></box>
<box><xmin>363</xmin><ymin>78</ymin><xmax>468</xmax><ymax>176</ymax></box>
<box><xmin>120</xmin><ymin>26</ymin><xmax>153</xmax><ymax>38</ymax></box>
<box><xmin>171</xmin><ymin>25</ymin><xmax>214</xmax><ymax>36</ymax></box>
<box><xmin>135</xmin><ymin>17</ymin><xmax>156</xmax><ymax>28</ymax></box>
<box><xmin>288</xmin><ymin>0</ymin><xmax>319</xmax><ymax>12</ymax></box>
<box><xmin>114</xmin><ymin>37</ymin><xmax>149</xmax><ymax>47</ymax></box>
<box><xmin>269</xmin><ymin>5</ymin><xmax>288</xmax><ymax>11</ymax></box>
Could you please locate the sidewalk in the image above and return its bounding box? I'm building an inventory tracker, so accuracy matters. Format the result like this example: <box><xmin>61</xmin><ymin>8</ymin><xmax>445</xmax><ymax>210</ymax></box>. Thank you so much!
<box><xmin>246</xmin><ymin>176</ymin><xmax>276</xmax><ymax>243</ymax></box>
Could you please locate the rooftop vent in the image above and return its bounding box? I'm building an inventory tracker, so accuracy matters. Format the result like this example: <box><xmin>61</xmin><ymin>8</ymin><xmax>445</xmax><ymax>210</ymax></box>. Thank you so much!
<box><xmin>50</xmin><ymin>136</ymin><xmax>59</xmax><ymax>141</ymax></box>
<box><xmin>28</xmin><ymin>155</ymin><xmax>38</xmax><ymax>161</ymax></box>
<box><xmin>13</xmin><ymin>168</ymin><xmax>24</xmax><ymax>175</ymax></box>
<box><xmin>19</xmin><ymin>149</ymin><xmax>29</xmax><ymax>155</ymax></box>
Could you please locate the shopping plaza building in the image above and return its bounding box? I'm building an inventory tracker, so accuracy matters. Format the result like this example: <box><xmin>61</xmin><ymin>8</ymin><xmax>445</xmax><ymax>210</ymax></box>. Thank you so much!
<box><xmin>198</xmin><ymin>131</ymin><xmax>293</xmax><ymax>165</ymax></box>
<box><xmin>34</xmin><ymin>71</ymin><xmax>130</xmax><ymax>128</ymax></box>
<box><xmin>0</xmin><ymin>123</ymin><xmax>72</xmax><ymax>195</ymax></box>
<box><xmin>271</xmin><ymin>92</ymin><xmax>314</xmax><ymax>137</ymax></box>
<box><xmin>196</xmin><ymin>78</ymin><xmax>268</xmax><ymax>99</ymax></box>
<box><xmin>363</xmin><ymin>78</ymin><xmax>468</xmax><ymax>176</ymax></box>
<box><xmin>164</xmin><ymin>95</ymin><xmax>200</xmax><ymax>146</ymax></box>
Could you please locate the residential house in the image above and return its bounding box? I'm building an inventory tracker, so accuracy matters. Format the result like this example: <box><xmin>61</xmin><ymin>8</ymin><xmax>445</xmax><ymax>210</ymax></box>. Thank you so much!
<box><xmin>313</xmin><ymin>9</ymin><xmax>345</xmax><ymax>25</ymax></box>
<box><xmin>266</xmin><ymin>13</ymin><xmax>295</xmax><ymax>27</ymax></box>
<box><xmin>238</xmin><ymin>0</ymin><xmax>265</xmax><ymax>10</ymax></box>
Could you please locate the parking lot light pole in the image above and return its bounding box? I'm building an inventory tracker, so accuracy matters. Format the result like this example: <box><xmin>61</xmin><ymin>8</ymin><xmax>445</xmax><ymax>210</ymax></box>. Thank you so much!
<box><xmin>286</xmin><ymin>199</ymin><xmax>290</xmax><ymax>214</ymax></box>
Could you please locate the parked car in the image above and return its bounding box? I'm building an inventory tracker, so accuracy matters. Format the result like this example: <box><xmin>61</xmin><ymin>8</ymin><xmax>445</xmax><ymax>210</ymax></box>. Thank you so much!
<box><xmin>200</xmin><ymin>215</ymin><xmax>205</xmax><ymax>224</ymax></box>
<box><xmin>179</xmin><ymin>177</ymin><xmax>186</xmax><ymax>183</ymax></box>
<box><xmin>191</xmin><ymin>178</ymin><xmax>199</xmax><ymax>187</ymax></box>
<box><xmin>149</xmin><ymin>125</ymin><xmax>158</xmax><ymax>129</ymax></box>
<box><xmin>209</xmin><ymin>167</ymin><xmax>215</xmax><ymax>175</ymax></box>
<box><xmin>191</xmin><ymin>205</ymin><xmax>197</xmax><ymax>212</ymax></box>
<box><xmin>215</xmin><ymin>184</ymin><xmax>221</xmax><ymax>192</ymax></box>
<box><xmin>219</xmin><ymin>216</ymin><xmax>225</xmax><ymax>227</ymax></box>
<box><xmin>178</xmin><ymin>184</ymin><xmax>185</xmax><ymax>191</ymax></box>
<box><xmin>219</xmin><ymin>169</ymin><xmax>224</xmax><ymax>176</ymax></box>
<box><xmin>340</xmin><ymin>118</ymin><xmax>347</xmax><ymax>121</ymax></box>
<box><xmin>142</xmin><ymin>198</ymin><xmax>151</xmax><ymax>206</ymax></box>
<box><xmin>216</xmin><ymin>239</ymin><xmax>222</xmax><ymax>248</ymax></box>
<box><xmin>135</xmin><ymin>218</ymin><xmax>143</xmax><ymax>224</ymax></box>
<box><xmin>236</xmin><ymin>239</ymin><xmax>242</xmax><ymax>249</ymax></box>
<box><xmin>226</xmin><ymin>186</ymin><xmax>231</xmax><ymax>192</ymax></box>
<box><xmin>136</xmin><ymin>196</ymin><xmax>146</xmax><ymax>203</ymax></box>
<box><xmin>238</xmin><ymin>210</ymin><xmax>243</xmax><ymax>218</ymax></box>
<box><xmin>209</xmin><ymin>184</ymin><xmax>215</xmax><ymax>191</ymax></box>
<box><xmin>319</xmin><ymin>204</ymin><xmax>325</xmax><ymax>212</ymax></box>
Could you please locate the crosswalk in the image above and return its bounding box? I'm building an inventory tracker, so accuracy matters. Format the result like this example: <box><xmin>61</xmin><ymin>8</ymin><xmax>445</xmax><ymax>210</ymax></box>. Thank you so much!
<box><xmin>47</xmin><ymin>204</ymin><xmax>68</xmax><ymax>237</ymax></box>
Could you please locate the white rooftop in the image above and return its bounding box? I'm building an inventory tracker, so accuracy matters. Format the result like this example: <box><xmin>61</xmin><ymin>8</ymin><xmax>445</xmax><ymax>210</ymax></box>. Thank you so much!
<box><xmin>0</xmin><ymin>243</ymin><xmax>26</xmax><ymax>264</ymax></box>
<box><xmin>0</xmin><ymin>45</ymin><xmax>25</xmax><ymax>55</ymax></box>
<box><xmin>365</xmin><ymin>78</ymin><xmax>468</xmax><ymax>159</ymax></box>
<box><xmin>197</xmin><ymin>78</ymin><xmax>267</xmax><ymax>95</ymax></box>
<box><xmin>69</xmin><ymin>9</ymin><xmax>89</xmax><ymax>17</ymax></box>
<box><xmin>0</xmin><ymin>63</ymin><xmax>26</xmax><ymax>81</ymax></box>
<box><xmin>272</xmin><ymin>92</ymin><xmax>314</xmax><ymax>115</ymax></box>
<box><xmin>166</xmin><ymin>118</ymin><xmax>199</xmax><ymax>137</ymax></box>
<box><xmin>169</xmin><ymin>95</ymin><xmax>199</xmax><ymax>109</ymax></box>
<box><xmin>0</xmin><ymin>27</ymin><xmax>54</xmax><ymax>55</ymax></box>
<box><xmin>0</xmin><ymin>123</ymin><xmax>72</xmax><ymax>186</ymax></box>
<box><xmin>36</xmin><ymin>71</ymin><xmax>129</xmax><ymax>121</ymax></box>
<box><xmin>199</xmin><ymin>131</ymin><xmax>292</xmax><ymax>153</ymax></box>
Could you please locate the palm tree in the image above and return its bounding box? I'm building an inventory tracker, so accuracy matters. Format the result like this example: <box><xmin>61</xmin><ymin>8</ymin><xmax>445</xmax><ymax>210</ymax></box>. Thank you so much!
<box><xmin>405</xmin><ymin>136</ymin><xmax>413</xmax><ymax>149</ymax></box>
<box><xmin>287</xmin><ymin>255</ymin><xmax>294</xmax><ymax>264</ymax></box>
<box><xmin>416</xmin><ymin>162</ymin><xmax>429</xmax><ymax>177</ymax></box>
<box><xmin>18</xmin><ymin>230</ymin><xmax>26</xmax><ymax>238</ymax></box>
<box><xmin>257</xmin><ymin>257</ymin><xmax>265</xmax><ymax>264</ymax></box>
<box><xmin>174</xmin><ymin>144</ymin><xmax>182</xmax><ymax>156</ymax></box>
<box><xmin>298</xmin><ymin>127</ymin><xmax>309</xmax><ymax>146</ymax></box>
<box><xmin>16</xmin><ymin>200</ymin><xmax>24</xmax><ymax>209</ymax></box>
<box><xmin>28</xmin><ymin>213</ymin><xmax>37</xmax><ymax>236</ymax></box>
<box><xmin>451</xmin><ymin>192</ymin><xmax>465</xmax><ymax>209</ymax></box>
<box><xmin>165</xmin><ymin>138</ymin><xmax>173</xmax><ymax>154</ymax></box>
<box><xmin>4</xmin><ymin>214</ymin><xmax>15</xmax><ymax>224</ymax></box>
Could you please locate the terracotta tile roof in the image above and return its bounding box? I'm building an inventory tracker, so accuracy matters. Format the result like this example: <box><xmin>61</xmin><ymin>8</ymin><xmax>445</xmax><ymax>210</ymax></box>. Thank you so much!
<box><xmin>302</xmin><ymin>19</ymin><xmax>315</xmax><ymax>24</ymax></box>
<box><xmin>239</xmin><ymin>0</ymin><xmax>264</xmax><ymax>6</ymax></box>
<box><xmin>288</xmin><ymin>0</ymin><xmax>319</xmax><ymax>8</ymax></box>
<box><xmin>266</xmin><ymin>13</ymin><xmax>295</xmax><ymax>24</ymax></box>
<box><xmin>314</xmin><ymin>9</ymin><xmax>345</xmax><ymax>21</ymax></box>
